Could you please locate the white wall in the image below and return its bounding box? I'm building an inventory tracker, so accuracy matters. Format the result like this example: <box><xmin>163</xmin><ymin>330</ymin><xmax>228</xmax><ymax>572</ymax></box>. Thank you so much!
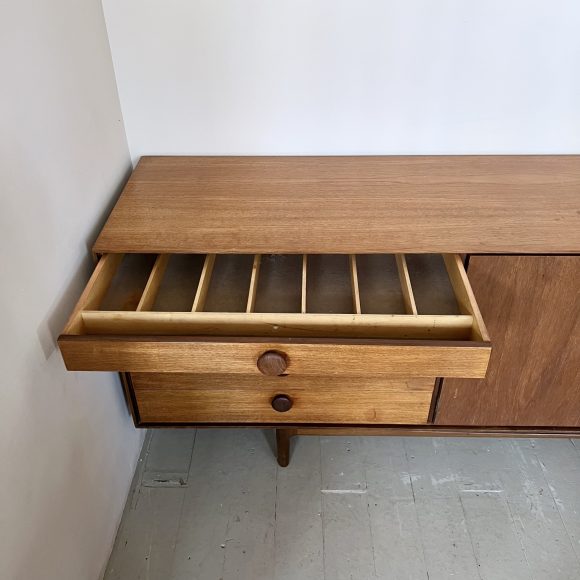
<box><xmin>103</xmin><ymin>0</ymin><xmax>580</xmax><ymax>161</ymax></box>
<box><xmin>0</xmin><ymin>2</ymin><xmax>144</xmax><ymax>579</ymax></box>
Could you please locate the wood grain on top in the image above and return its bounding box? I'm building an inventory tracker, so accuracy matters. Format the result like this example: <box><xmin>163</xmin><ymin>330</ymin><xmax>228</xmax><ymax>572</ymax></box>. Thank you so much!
<box><xmin>93</xmin><ymin>156</ymin><xmax>580</xmax><ymax>254</ymax></box>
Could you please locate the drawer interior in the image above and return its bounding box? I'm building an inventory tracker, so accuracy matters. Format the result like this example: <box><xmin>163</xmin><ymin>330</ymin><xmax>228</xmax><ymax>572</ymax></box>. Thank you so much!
<box><xmin>62</xmin><ymin>253</ymin><xmax>489</xmax><ymax>342</ymax></box>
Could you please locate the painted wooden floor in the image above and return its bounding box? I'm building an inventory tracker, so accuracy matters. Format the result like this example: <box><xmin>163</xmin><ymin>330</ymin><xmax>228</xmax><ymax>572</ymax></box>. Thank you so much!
<box><xmin>105</xmin><ymin>430</ymin><xmax>580</xmax><ymax>580</ymax></box>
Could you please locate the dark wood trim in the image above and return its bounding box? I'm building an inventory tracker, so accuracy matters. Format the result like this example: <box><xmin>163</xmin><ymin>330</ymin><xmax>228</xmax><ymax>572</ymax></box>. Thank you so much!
<box><xmin>293</xmin><ymin>427</ymin><xmax>580</xmax><ymax>438</ymax></box>
<box><xmin>428</xmin><ymin>377</ymin><xmax>443</xmax><ymax>423</ymax></box>
<box><xmin>120</xmin><ymin>372</ymin><xmax>141</xmax><ymax>426</ymax></box>
<box><xmin>136</xmin><ymin>421</ymin><xmax>435</xmax><ymax>429</ymax></box>
<box><xmin>136</xmin><ymin>423</ymin><xmax>580</xmax><ymax>440</ymax></box>
<box><xmin>133</xmin><ymin>419</ymin><xmax>580</xmax><ymax>436</ymax></box>
<box><xmin>467</xmin><ymin>252</ymin><xmax>580</xmax><ymax>257</ymax></box>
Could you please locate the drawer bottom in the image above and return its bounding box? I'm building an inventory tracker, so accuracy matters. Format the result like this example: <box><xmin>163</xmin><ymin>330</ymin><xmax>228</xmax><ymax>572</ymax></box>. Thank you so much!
<box><xmin>130</xmin><ymin>373</ymin><xmax>435</xmax><ymax>425</ymax></box>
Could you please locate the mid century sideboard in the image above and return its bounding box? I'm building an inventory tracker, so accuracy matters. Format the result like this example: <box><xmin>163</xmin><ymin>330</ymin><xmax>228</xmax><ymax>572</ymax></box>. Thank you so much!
<box><xmin>58</xmin><ymin>156</ymin><xmax>580</xmax><ymax>466</ymax></box>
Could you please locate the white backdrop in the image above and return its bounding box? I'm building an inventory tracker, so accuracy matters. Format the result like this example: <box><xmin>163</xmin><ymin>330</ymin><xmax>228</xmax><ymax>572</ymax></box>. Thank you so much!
<box><xmin>103</xmin><ymin>0</ymin><xmax>580</xmax><ymax>162</ymax></box>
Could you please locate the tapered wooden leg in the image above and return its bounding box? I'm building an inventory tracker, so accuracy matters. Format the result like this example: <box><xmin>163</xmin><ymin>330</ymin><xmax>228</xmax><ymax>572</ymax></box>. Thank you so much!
<box><xmin>276</xmin><ymin>429</ymin><xmax>293</xmax><ymax>467</ymax></box>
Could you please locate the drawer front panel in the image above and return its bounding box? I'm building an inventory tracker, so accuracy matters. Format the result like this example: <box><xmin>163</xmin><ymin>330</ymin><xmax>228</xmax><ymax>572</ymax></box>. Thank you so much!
<box><xmin>60</xmin><ymin>336</ymin><xmax>490</xmax><ymax>378</ymax></box>
<box><xmin>131</xmin><ymin>373</ymin><xmax>435</xmax><ymax>425</ymax></box>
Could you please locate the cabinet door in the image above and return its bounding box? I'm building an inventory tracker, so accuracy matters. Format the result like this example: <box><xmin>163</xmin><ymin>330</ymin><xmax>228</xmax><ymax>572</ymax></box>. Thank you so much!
<box><xmin>435</xmin><ymin>256</ymin><xmax>580</xmax><ymax>427</ymax></box>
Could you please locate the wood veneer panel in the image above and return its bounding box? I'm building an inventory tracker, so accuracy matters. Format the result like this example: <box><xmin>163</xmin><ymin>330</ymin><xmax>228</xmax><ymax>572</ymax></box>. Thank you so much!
<box><xmin>436</xmin><ymin>256</ymin><xmax>580</xmax><ymax>427</ymax></box>
<box><xmin>93</xmin><ymin>156</ymin><xmax>580</xmax><ymax>255</ymax></box>
<box><xmin>131</xmin><ymin>373</ymin><xmax>434</xmax><ymax>425</ymax></box>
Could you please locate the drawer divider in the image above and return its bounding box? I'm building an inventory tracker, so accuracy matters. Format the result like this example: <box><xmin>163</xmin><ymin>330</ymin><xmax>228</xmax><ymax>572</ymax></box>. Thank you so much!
<box><xmin>349</xmin><ymin>255</ymin><xmax>362</xmax><ymax>314</ymax></box>
<box><xmin>395</xmin><ymin>254</ymin><xmax>418</xmax><ymax>315</ymax></box>
<box><xmin>301</xmin><ymin>255</ymin><xmax>307</xmax><ymax>313</ymax></box>
<box><xmin>191</xmin><ymin>254</ymin><xmax>216</xmax><ymax>312</ymax></box>
<box><xmin>80</xmin><ymin>310</ymin><xmax>474</xmax><ymax>339</ymax></box>
<box><xmin>443</xmin><ymin>254</ymin><xmax>490</xmax><ymax>341</ymax></box>
<box><xmin>136</xmin><ymin>254</ymin><xmax>170</xmax><ymax>311</ymax></box>
<box><xmin>246</xmin><ymin>254</ymin><xmax>262</xmax><ymax>313</ymax></box>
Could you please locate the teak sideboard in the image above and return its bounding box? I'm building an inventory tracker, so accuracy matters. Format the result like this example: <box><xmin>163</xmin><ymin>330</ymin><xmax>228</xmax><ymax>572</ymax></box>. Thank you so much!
<box><xmin>58</xmin><ymin>156</ymin><xmax>580</xmax><ymax>466</ymax></box>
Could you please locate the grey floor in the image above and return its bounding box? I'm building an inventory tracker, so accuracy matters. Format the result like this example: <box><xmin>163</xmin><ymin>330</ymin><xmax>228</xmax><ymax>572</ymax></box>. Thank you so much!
<box><xmin>105</xmin><ymin>430</ymin><xmax>580</xmax><ymax>580</ymax></box>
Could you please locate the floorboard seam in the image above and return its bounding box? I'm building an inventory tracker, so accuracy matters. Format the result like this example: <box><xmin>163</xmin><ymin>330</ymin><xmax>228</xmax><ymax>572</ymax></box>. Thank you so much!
<box><xmin>569</xmin><ymin>437</ymin><xmax>580</xmax><ymax>457</ymax></box>
<box><xmin>361</xmin><ymin>459</ymin><xmax>378</xmax><ymax>579</ymax></box>
<box><xmin>182</xmin><ymin>428</ymin><xmax>197</xmax><ymax>484</ymax></box>
<box><xmin>273</xmin><ymin>459</ymin><xmax>279</xmax><ymax>580</ymax></box>
<box><xmin>402</xmin><ymin>438</ymin><xmax>430</xmax><ymax>580</ymax></box>
<box><xmin>443</xmin><ymin>439</ymin><xmax>484</xmax><ymax>580</ymax></box>
<box><xmin>319</xmin><ymin>437</ymin><xmax>327</xmax><ymax>580</ymax></box>
<box><xmin>168</xmin><ymin>429</ymin><xmax>197</xmax><ymax>579</ymax></box>
<box><xmin>502</xmin><ymin>469</ymin><xmax>537</xmax><ymax>580</ymax></box>
<box><xmin>166</xmin><ymin>487</ymin><xmax>188</xmax><ymax>579</ymax></box>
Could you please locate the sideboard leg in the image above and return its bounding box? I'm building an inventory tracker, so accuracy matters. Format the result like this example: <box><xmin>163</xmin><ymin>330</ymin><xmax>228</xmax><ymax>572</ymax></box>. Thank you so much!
<box><xmin>276</xmin><ymin>429</ymin><xmax>293</xmax><ymax>467</ymax></box>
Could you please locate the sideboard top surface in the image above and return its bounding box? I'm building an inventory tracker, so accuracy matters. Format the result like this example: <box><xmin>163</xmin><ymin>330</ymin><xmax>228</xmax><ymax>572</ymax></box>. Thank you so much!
<box><xmin>93</xmin><ymin>155</ymin><xmax>580</xmax><ymax>254</ymax></box>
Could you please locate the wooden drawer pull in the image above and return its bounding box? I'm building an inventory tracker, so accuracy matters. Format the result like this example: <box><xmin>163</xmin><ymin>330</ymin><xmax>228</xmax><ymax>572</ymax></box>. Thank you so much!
<box><xmin>257</xmin><ymin>350</ymin><xmax>288</xmax><ymax>376</ymax></box>
<box><xmin>271</xmin><ymin>394</ymin><xmax>293</xmax><ymax>413</ymax></box>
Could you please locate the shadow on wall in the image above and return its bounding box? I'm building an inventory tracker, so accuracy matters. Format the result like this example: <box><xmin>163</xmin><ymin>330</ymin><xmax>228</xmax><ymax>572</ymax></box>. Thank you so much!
<box><xmin>35</xmin><ymin>163</ymin><xmax>133</xmax><ymax>361</ymax></box>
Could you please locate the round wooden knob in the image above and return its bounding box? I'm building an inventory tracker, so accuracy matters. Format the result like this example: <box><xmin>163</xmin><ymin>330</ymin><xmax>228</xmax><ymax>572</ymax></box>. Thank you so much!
<box><xmin>257</xmin><ymin>350</ymin><xmax>288</xmax><ymax>376</ymax></box>
<box><xmin>271</xmin><ymin>394</ymin><xmax>293</xmax><ymax>413</ymax></box>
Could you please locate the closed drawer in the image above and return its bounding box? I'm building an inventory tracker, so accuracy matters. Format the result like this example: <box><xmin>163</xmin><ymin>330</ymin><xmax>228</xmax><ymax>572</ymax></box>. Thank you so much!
<box><xmin>131</xmin><ymin>373</ymin><xmax>435</xmax><ymax>425</ymax></box>
<box><xmin>59</xmin><ymin>253</ymin><xmax>491</xmax><ymax>378</ymax></box>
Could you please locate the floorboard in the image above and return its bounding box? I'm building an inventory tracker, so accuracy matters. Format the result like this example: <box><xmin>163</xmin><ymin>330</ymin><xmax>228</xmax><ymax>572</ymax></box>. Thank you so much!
<box><xmin>530</xmin><ymin>438</ymin><xmax>580</xmax><ymax>566</ymax></box>
<box><xmin>363</xmin><ymin>437</ymin><xmax>428</xmax><ymax>580</ymax></box>
<box><xmin>320</xmin><ymin>436</ymin><xmax>376</xmax><ymax>580</ymax></box>
<box><xmin>170</xmin><ymin>429</ymin><xmax>276</xmax><ymax>580</ymax></box>
<box><xmin>404</xmin><ymin>437</ymin><xmax>482</xmax><ymax>580</ymax></box>
<box><xmin>274</xmin><ymin>436</ymin><xmax>324</xmax><ymax>580</ymax></box>
<box><xmin>104</xmin><ymin>431</ymin><xmax>193</xmax><ymax>579</ymax></box>
<box><xmin>106</xmin><ymin>431</ymin><xmax>580</xmax><ymax>580</ymax></box>
<box><xmin>445</xmin><ymin>438</ymin><xmax>531</xmax><ymax>580</ymax></box>
<box><xmin>142</xmin><ymin>429</ymin><xmax>196</xmax><ymax>487</ymax></box>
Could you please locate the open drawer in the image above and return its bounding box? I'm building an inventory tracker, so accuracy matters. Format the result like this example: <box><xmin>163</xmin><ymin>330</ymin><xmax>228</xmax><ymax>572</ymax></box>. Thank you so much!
<box><xmin>58</xmin><ymin>253</ymin><xmax>491</xmax><ymax>378</ymax></box>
